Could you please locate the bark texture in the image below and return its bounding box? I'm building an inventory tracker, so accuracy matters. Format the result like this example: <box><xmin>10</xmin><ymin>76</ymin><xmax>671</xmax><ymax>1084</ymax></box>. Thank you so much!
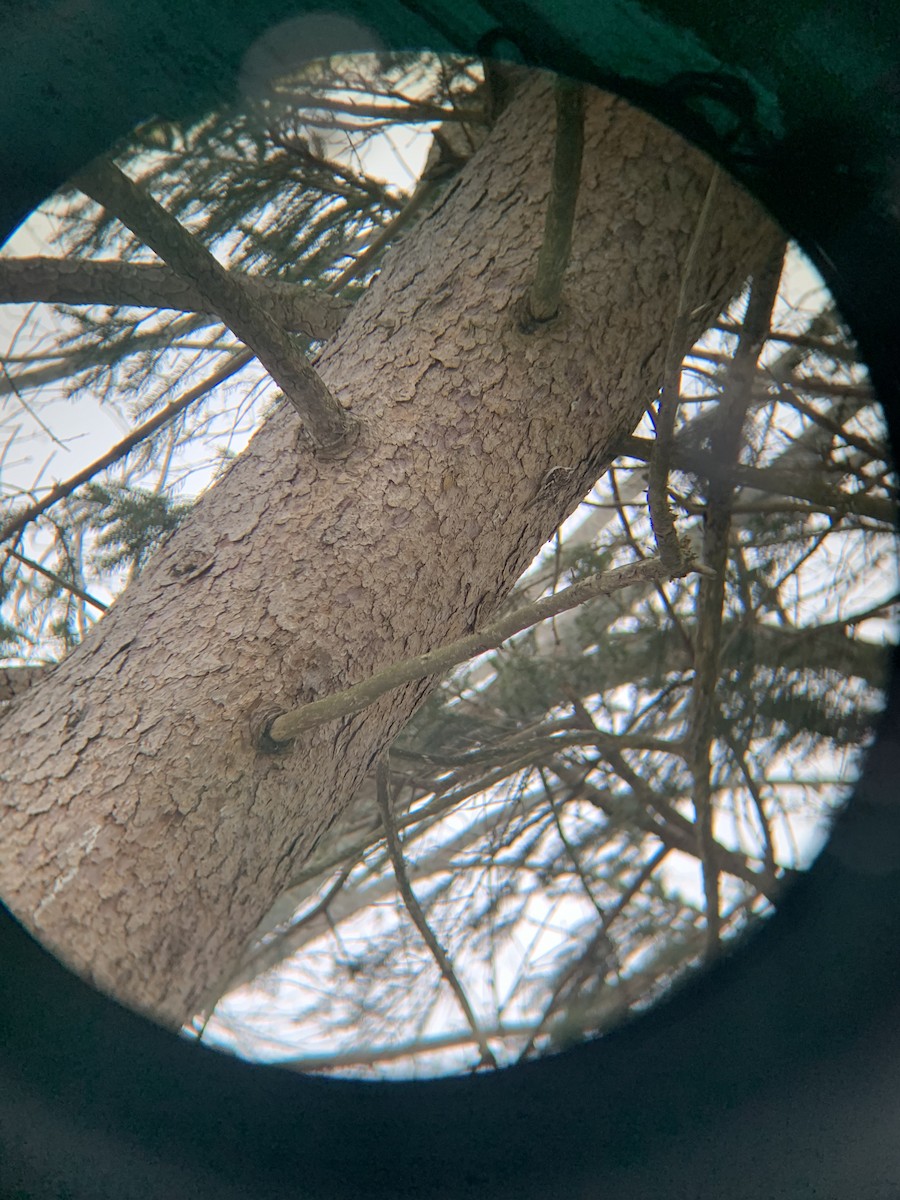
<box><xmin>0</xmin><ymin>78</ymin><xmax>781</xmax><ymax>1025</ymax></box>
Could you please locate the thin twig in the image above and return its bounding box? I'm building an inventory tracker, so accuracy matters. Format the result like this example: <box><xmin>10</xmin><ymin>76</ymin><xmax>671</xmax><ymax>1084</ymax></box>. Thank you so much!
<box><xmin>548</xmin><ymin>754</ymin><xmax>785</xmax><ymax>903</ymax></box>
<box><xmin>376</xmin><ymin>758</ymin><xmax>497</xmax><ymax>1070</ymax></box>
<box><xmin>74</xmin><ymin>158</ymin><xmax>357</xmax><ymax>456</ymax></box>
<box><xmin>0</xmin><ymin>360</ymin><xmax>67</xmax><ymax>449</ymax></box>
<box><xmin>713</xmin><ymin>316</ymin><xmax>854</xmax><ymax>360</ymax></box>
<box><xmin>609</xmin><ymin>466</ymin><xmax>694</xmax><ymax>656</ymax></box>
<box><xmin>4</xmin><ymin>547</ymin><xmax>108</xmax><ymax>612</ymax></box>
<box><xmin>619</xmin><ymin>434</ymin><xmax>895</xmax><ymax>526</ymax></box>
<box><xmin>525</xmin><ymin>78</ymin><xmax>585</xmax><ymax>325</ymax></box>
<box><xmin>539</xmin><ymin>766</ymin><xmax>607</xmax><ymax>921</ymax></box>
<box><xmin>326</xmin><ymin>176</ymin><xmax>445</xmax><ymax>294</ymax></box>
<box><xmin>648</xmin><ymin>166</ymin><xmax>720</xmax><ymax>568</ymax></box>
<box><xmin>266</xmin><ymin>554</ymin><xmax>711</xmax><ymax>745</ymax></box>
<box><xmin>516</xmin><ymin>844</ymin><xmax>669</xmax><ymax>1064</ymax></box>
<box><xmin>280</xmin><ymin>1024</ymin><xmax>530</xmax><ymax>1074</ymax></box>
<box><xmin>0</xmin><ymin>351</ymin><xmax>252</xmax><ymax>547</ymax></box>
<box><xmin>767</xmin><ymin>374</ymin><xmax>890</xmax><ymax>463</ymax></box>
<box><xmin>270</xmin><ymin>137</ymin><xmax>405</xmax><ymax>210</ymax></box>
<box><xmin>723</xmin><ymin>730</ymin><xmax>777</xmax><ymax>879</ymax></box>
<box><xmin>688</xmin><ymin>244</ymin><xmax>785</xmax><ymax>958</ymax></box>
<box><xmin>0</xmin><ymin>311</ymin><xmax>213</xmax><ymax>400</ymax></box>
<box><xmin>197</xmin><ymin>864</ymin><xmax>356</xmax><ymax>1027</ymax></box>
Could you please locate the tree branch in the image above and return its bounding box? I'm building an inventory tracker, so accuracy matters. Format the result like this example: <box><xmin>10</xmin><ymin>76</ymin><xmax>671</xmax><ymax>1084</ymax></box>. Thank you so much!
<box><xmin>326</xmin><ymin>176</ymin><xmax>448</xmax><ymax>294</ymax></box>
<box><xmin>0</xmin><ymin>350</ymin><xmax>252</xmax><ymax>547</ymax></box>
<box><xmin>767</xmin><ymin>375</ymin><xmax>890</xmax><ymax>462</ymax></box>
<box><xmin>620</xmin><ymin>435</ymin><xmax>895</xmax><ymax>525</ymax></box>
<box><xmin>3</xmin><ymin>547</ymin><xmax>108</xmax><ymax>612</ymax></box>
<box><xmin>265</xmin><ymin>554</ymin><xmax>710</xmax><ymax>745</ymax></box>
<box><xmin>540</xmin><ymin>766</ymin><xmax>611</xmax><ymax>923</ymax></box>
<box><xmin>649</xmin><ymin>166</ymin><xmax>720</xmax><ymax>569</ymax></box>
<box><xmin>193</xmin><ymin>863</ymin><xmax>355</xmax><ymax>1029</ymax></box>
<box><xmin>73</xmin><ymin>159</ymin><xmax>358</xmax><ymax>456</ymax></box>
<box><xmin>376</xmin><ymin>759</ymin><xmax>497</xmax><ymax>1070</ymax></box>
<box><xmin>524</xmin><ymin>77</ymin><xmax>585</xmax><ymax>325</ymax></box>
<box><xmin>277</xmin><ymin>1025</ymin><xmax>529</xmax><ymax>1074</ymax></box>
<box><xmin>0</xmin><ymin>257</ymin><xmax>351</xmax><ymax>340</ymax></box>
<box><xmin>516</xmin><ymin>843</ymin><xmax>670</xmax><ymax>1064</ymax></box>
<box><xmin>550</xmin><ymin>755</ymin><xmax>786</xmax><ymax>903</ymax></box>
<box><xmin>688</xmin><ymin>244</ymin><xmax>785</xmax><ymax>956</ymax></box>
<box><xmin>0</xmin><ymin>311</ymin><xmax>215</xmax><ymax>399</ymax></box>
<box><xmin>221</xmin><ymin>795</ymin><xmax>540</xmax><ymax>996</ymax></box>
<box><xmin>713</xmin><ymin>316</ymin><xmax>853</xmax><ymax>359</ymax></box>
<box><xmin>271</xmin><ymin>93</ymin><xmax>488</xmax><ymax>127</ymax></box>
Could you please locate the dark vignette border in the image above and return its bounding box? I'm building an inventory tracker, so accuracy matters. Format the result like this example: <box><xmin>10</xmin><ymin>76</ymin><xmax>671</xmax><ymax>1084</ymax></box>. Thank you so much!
<box><xmin>1</xmin><ymin>2</ymin><xmax>899</xmax><ymax>1196</ymax></box>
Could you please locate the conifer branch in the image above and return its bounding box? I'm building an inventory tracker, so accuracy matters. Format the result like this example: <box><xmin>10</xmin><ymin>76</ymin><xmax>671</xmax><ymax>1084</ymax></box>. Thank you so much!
<box><xmin>0</xmin><ymin>351</ymin><xmax>251</xmax><ymax>547</ymax></box>
<box><xmin>0</xmin><ymin>257</ymin><xmax>351</xmax><ymax>339</ymax></box>
<box><xmin>376</xmin><ymin>758</ymin><xmax>497</xmax><ymax>1070</ymax></box>
<box><xmin>688</xmin><ymin>244</ymin><xmax>785</xmax><ymax>957</ymax></box>
<box><xmin>648</xmin><ymin>166</ymin><xmax>720</xmax><ymax>569</ymax></box>
<box><xmin>524</xmin><ymin>77</ymin><xmax>585</xmax><ymax>325</ymax></box>
<box><xmin>264</xmin><ymin>553</ymin><xmax>709</xmax><ymax>745</ymax></box>
<box><xmin>73</xmin><ymin>159</ymin><xmax>358</xmax><ymax>456</ymax></box>
<box><xmin>3</xmin><ymin>547</ymin><xmax>108</xmax><ymax>612</ymax></box>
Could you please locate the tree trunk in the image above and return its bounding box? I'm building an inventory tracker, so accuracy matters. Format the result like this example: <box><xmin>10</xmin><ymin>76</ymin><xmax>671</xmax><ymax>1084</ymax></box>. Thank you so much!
<box><xmin>0</xmin><ymin>76</ymin><xmax>781</xmax><ymax>1025</ymax></box>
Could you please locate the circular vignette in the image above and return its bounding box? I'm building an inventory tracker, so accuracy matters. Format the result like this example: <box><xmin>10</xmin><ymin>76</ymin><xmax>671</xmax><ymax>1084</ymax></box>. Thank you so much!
<box><xmin>0</xmin><ymin>3</ymin><xmax>899</xmax><ymax>1199</ymax></box>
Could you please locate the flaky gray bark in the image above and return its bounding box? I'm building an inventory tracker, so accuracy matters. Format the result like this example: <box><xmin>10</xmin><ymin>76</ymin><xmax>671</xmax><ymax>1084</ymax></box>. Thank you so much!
<box><xmin>0</xmin><ymin>78</ymin><xmax>780</xmax><ymax>1025</ymax></box>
